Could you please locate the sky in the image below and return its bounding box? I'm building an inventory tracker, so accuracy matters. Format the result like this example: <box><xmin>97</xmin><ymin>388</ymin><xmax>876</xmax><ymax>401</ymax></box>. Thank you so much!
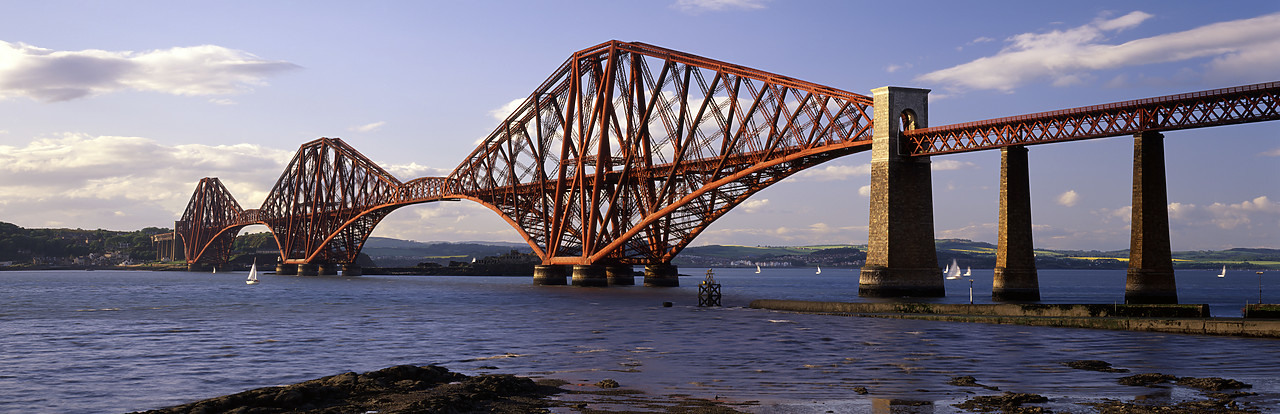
<box><xmin>0</xmin><ymin>0</ymin><xmax>1277</xmax><ymax>252</ymax></box>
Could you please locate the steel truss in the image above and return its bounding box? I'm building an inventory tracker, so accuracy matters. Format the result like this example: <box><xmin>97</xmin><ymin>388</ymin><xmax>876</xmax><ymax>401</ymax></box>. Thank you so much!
<box><xmin>448</xmin><ymin>40</ymin><xmax>874</xmax><ymax>265</ymax></box>
<box><xmin>906</xmin><ymin>81</ymin><xmax>1280</xmax><ymax>155</ymax></box>
<box><xmin>177</xmin><ymin>177</ymin><xmax>245</xmax><ymax>264</ymax></box>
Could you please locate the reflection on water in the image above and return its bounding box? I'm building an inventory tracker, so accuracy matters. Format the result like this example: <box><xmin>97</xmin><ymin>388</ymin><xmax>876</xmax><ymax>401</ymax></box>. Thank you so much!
<box><xmin>0</xmin><ymin>268</ymin><xmax>1276</xmax><ymax>413</ymax></box>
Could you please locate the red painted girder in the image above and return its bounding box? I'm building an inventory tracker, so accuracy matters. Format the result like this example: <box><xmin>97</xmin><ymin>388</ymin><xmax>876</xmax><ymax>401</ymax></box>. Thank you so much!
<box><xmin>905</xmin><ymin>81</ymin><xmax>1280</xmax><ymax>155</ymax></box>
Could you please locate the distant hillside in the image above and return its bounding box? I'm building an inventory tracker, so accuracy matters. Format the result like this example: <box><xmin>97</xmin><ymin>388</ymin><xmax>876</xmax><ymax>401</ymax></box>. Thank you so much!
<box><xmin>676</xmin><ymin>239</ymin><xmax>1280</xmax><ymax>270</ymax></box>
<box><xmin>362</xmin><ymin>237</ymin><xmax>531</xmax><ymax>267</ymax></box>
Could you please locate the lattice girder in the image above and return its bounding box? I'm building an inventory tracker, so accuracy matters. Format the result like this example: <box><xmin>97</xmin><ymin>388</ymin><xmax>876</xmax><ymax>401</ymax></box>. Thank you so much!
<box><xmin>906</xmin><ymin>81</ymin><xmax>1280</xmax><ymax>155</ymax></box>
<box><xmin>176</xmin><ymin>177</ymin><xmax>244</xmax><ymax>264</ymax></box>
<box><xmin>449</xmin><ymin>40</ymin><xmax>874</xmax><ymax>265</ymax></box>
<box><xmin>259</xmin><ymin>137</ymin><xmax>404</xmax><ymax>263</ymax></box>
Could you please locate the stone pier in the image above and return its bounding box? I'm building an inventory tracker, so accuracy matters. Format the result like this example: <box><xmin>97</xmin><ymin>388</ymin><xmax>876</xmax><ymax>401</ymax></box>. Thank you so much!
<box><xmin>533</xmin><ymin>265</ymin><xmax>567</xmax><ymax>285</ymax></box>
<box><xmin>859</xmin><ymin>86</ymin><xmax>944</xmax><ymax>297</ymax></box>
<box><xmin>276</xmin><ymin>263</ymin><xmax>298</xmax><ymax>275</ymax></box>
<box><xmin>605</xmin><ymin>264</ymin><xmax>635</xmax><ymax>286</ymax></box>
<box><xmin>571</xmin><ymin>264</ymin><xmax>608</xmax><ymax>287</ymax></box>
<box><xmin>993</xmin><ymin>146</ymin><xmax>1041</xmax><ymax>301</ymax></box>
<box><xmin>298</xmin><ymin>263</ymin><xmax>319</xmax><ymax>276</ymax></box>
<box><xmin>341</xmin><ymin>264</ymin><xmax>362</xmax><ymax>276</ymax></box>
<box><xmin>317</xmin><ymin>263</ymin><xmax>338</xmax><ymax>276</ymax></box>
<box><xmin>643</xmin><ymin>263</ymin><xmax>680</xmax><ymax>287</ymax></box>
<box><xmin>1126</xmin><ymin>131</ymin><xmax>1177</xmax><ymax>304</ymax></box>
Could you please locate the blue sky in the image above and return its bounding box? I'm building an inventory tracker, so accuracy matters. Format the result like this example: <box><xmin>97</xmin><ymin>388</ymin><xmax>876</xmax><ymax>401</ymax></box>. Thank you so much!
<box><xmin>0</xmin><ymin>0</ymin><xmax>1276</xmax><ymax>251</ymax></box>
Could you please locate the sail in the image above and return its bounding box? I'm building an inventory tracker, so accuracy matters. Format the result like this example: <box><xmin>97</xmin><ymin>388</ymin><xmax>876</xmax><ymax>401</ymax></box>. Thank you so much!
<box><xmin>246</xmin><ymin>259</ymin><xmax>259</xmax><ymax>284</ymax></box>
<box><xmin>946</xmin><ymin>259</ymin><xmax>962</xmax><ymax>279</ymax></box>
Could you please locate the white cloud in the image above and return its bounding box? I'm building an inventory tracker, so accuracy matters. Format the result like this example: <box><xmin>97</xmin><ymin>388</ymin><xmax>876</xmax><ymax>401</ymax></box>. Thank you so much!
<box><xmin>885</xmin><ymin>63</ymin><xmax>913</xmax><ymax>73</ymax></box>
<box><xmin>0</xmin><ymin>134</ymin><xmax>298</xmax><ymax>230</ymax></box>
<box><xmin>1094</xmin><ymin>205</ymin><xmax>1132</xmax><ymax>223</ymax></box>
<box><xmin>795</xmin><ymin>163</ymin><xmax>871</xmax><ymax>181</ymax></box>
<box><xmin>1057</xmin><ymin>190</ymin><xmax>1079</xmax><ymax>207</ymax></box>
<box><xmin>673</xmin><ymin>0</ymin><xmax>768</xmax><ymax>13</ymax></box>
<box><xmin>1169</xmin><ymin>196</ymin><xmax>1280</xmax><ymax>231</ymax></box>
<box><xmin>931</xmin><ymin>159</ymin><xmax>976</xmax><ymax>171</ymax></box>
<box><xmin>208</xmin><ymin>98</ymin><xmax>236</xmax><ymax>105</ymax></box>
<box><xmin>380</xmin><ymin>162</ymin><xmax>452</xmax><ymax>180</ymax></box>
<box><xmin>489</xmin><ymin>98</ymin><xmax>526</xmax><ymax>122</ymax></box>
<box><xmin>917</xmin><ymin>11</ymin><xmax>1280</xmax><ymax>92</ymax></box>
<box><xmin>1262</xmin><ymin>148</ymin><xmax>1280</xmax><ymax>157</ymax></box>
<box><xmin>858</xmin><ymin>185</ymin><xmax>871</xmax><ymax>197</ymax></box>
<box><xmin>0</xmin><ymin>41</ymin><xmax>298</xmax><ymax>102</ymax></box>
<box><xmin>350</xmin><ymin>121</ymin><xmax>386</xmax><ymax>133</ymax></box>
<box><xmin>741</xmin><ymin>198</ymin><xmax>769</xmax><ymax>213</ymax></box>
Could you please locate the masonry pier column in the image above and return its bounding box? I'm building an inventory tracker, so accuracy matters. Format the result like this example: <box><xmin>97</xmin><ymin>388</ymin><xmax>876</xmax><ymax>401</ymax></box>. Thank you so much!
<box><xmin>341</xmin><ymin>264</ymin><xmax>362</xmax><ymax>276</ymax></box>
<box><xmin>644</xmin><ymin>263</ymin><xmax>680</xmax><ymax>287</ymax></box>
<box><xmin>572</xmin><ymin>264</ymin><xmax>608</xmax><ymax>287</ymax></box>
<box><xmin>606</xmin><ymin>264</ymin><xmax>636</xmax><ymax>286</ymax></box>
<box><xmin>532</xmin><ymin>265</ymin><xmax>567</xmax><ymax>285</ymax></box>
<box><xmin>859</xmin><ymin>86</ymin><xmax>944</xmax><ymax>297</ymax></box>
<box><xmin>276</xmin><ymin>263</ymin><xmax>298</xmax><ymax>275</ymax></box>
<box><xmin>187</xmin><ymin>263</ymin><xmax>210</xmax><ymax>272</ymax></box>
<box><xmin>1126</xmin><ymin>131</ymin><xmax>1177</xmax><ymax>304</ymax></box>
<box><xmin>317</xmin><ymin>263</ymin><xmax>338</xmax><ymax>275</ymax></box>
<box><xmin>993</xmin><ymin>145</ymin><xmax>1041</xmax><ymax>301</ymax></box>
<box><xmin>297</xmin><ymin>263</ymin><xmax>319</xmax><ymax>276</ymax></box>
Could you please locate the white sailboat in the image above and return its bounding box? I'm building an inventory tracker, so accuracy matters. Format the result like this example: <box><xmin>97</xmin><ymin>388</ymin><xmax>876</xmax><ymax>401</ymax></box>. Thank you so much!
<box><xmin>964</xmin><ymin>266</ymin><xmax>972</xmax><ymax>277</ymax></box>
<box><xmin>755</xmin><ymin>264</ymin><xmax>761</xmax><ymax>274</ymax></box>
<box><xmin>945</xmin><ymin>259</ymin><xmax>962</xmax><ymax>280</ymax></box>
<box><xmin>1217</xmin><ymin>265</ymin><xmax>1226</xmax><ymax>278</ymax></box>
<box><xmin>815</xmin><ymin>265</ymin><xmax>822</xmax><ymax>275</ymax></box>
<box><xmin>246</xmin><ymin>259</ymin><xmax>260</xmax><ymax>285</ymax></box>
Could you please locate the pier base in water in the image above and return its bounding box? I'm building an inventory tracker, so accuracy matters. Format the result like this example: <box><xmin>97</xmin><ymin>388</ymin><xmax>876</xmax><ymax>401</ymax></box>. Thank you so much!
<box><xmin>993</xmin><ymin>267</ymin><xmax>1040</xmax><ymax>302</ymax></box>
<box><xmin>572</xmin><ymin>265</ymin><xmax>608</xmax><ymax>287</ymax></box>
<box><xmin>605</xmin><ymin>264</ymin><xmax>635</xmax><ymax>286</ymax></box>
<box><xmin>533</xmin><ymin>265</ymin><xmax>567</xmax><ymax>285</ymax></box>
<box><xmin>276</xmin><ymin>263</ymin><xmax>298</xmax><ymax>275</ymax></box>
<box><xmin>643</xmin><ymin>264</ymin><xmax>680</xmax><ymax>287</ymax></box>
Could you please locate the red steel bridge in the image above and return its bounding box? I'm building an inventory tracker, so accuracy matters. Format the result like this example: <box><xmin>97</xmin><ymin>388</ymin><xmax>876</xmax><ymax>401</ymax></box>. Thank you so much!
<box><xmin>175</xmin><ymin>40</ymin><xmax>1278</xmax><ymax>297</ymax></box>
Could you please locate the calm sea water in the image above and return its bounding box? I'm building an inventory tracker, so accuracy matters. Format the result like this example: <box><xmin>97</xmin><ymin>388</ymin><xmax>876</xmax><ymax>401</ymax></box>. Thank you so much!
<box><xmin>1</xmin><ymin>268</ymin><xmax>1277</xmax><ymax>413</ymax></box>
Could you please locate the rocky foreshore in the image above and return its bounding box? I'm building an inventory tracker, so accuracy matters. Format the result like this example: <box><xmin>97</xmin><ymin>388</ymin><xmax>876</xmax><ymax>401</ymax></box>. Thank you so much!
<box><xmin>133</xmin><ymin>365</ymin><xmax>750</xmax><ymax>414</ymax></box>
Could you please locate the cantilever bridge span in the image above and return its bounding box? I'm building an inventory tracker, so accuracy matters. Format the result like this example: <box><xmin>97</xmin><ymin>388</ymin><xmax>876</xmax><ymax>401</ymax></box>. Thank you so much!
<box><xmin>175</xmin><ymin>40</ymin><xmax>1278</xmax><ymax>299</ymax></box>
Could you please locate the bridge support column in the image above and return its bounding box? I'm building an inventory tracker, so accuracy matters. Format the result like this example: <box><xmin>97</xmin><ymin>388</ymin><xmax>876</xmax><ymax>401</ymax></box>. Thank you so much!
<box><xmin>572</xmin><ymin>265</ymin><xmax>608</xmax><ymax>287</ymax></box>
<box><xmin>859</xmin><ymin>86</ymin><xmax>944</xmax><ymax>297</ymax></box>
<box><xmin>276</xmin><ymin>263</ymin><xmax>297</xmax><ymax>275</ymax></box>
<box><xmin>317</xmin><ymin>263</ymin><xmax>338</xmax><ymax>276</ymax></box>
<box><xmin>341</xmin><ymin>264</ymin><xmax>362</xmax><ymax>276</ymax></box>
<box><xmin>1126</xmin><ymin>131</ymin><xmax>1177</xmax><ymax>304</ymax></box>
<box><xmin>606</xmin><ymin>264</ymin><xmax>635</xmax><ymax>286</ymax></box>
<box><xmin>187</xmin><ymin>263</ymin><xmax>211</xmax><ymax>272</ymax></box>
<box><xmin>533</xmin><ymin>265</ymin><xmax>567</xmax><ymax>285</ymax></box>
<box><xmin>298</xmin><ymin>263</ymin><xmax>319</xmax><ymax>276</ymax></box>
<box><xmin>644</xmin><ymin>264</ymin><xmax>680</xmax><ymax>287</ymax></box>
<box><xmin>993</xmin><ymin>146</ymin><xmax>1040</xmax><ymax>302</ymax></box>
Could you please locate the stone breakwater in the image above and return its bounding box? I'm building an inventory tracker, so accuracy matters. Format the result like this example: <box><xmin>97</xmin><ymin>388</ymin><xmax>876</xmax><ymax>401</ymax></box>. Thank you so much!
<box><xmin>749</xmin><ymin>300</ymin><xmax>1280</xmax><ymax>338</ymax></box>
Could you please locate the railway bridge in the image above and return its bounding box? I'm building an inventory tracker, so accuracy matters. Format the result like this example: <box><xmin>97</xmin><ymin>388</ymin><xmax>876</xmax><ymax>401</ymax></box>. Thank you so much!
<box><xmin>174</xmin><ymin>40</ymin><xmax>1278</xmax><ymax>303</ymax></box>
